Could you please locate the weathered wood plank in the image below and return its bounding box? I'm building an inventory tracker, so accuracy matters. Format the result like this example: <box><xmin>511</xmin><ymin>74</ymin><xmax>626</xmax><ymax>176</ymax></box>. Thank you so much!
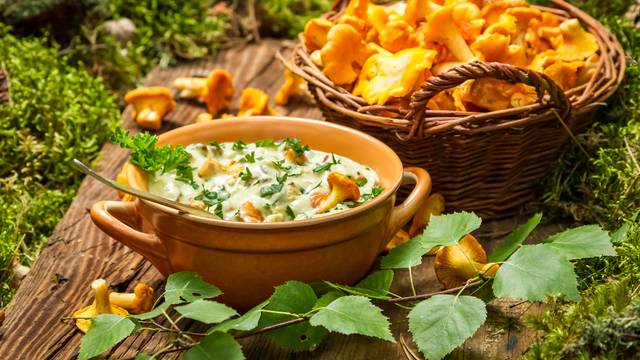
<box><xmin>0</xmin><ymin>40</ymin><xmax>558</xmax><ymax>359</ymax></box>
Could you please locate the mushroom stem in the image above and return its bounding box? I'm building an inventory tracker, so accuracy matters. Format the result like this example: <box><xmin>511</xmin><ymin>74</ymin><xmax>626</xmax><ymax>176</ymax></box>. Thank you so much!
<box><xmin>91</xmin><ymin>279</ymin><xmax>112</xmax><ymax>315</ymax></box>
<box><xmin>109</xmin><ymin>292</ymin><xmax>136</xmax><ymax>307</ymax></box>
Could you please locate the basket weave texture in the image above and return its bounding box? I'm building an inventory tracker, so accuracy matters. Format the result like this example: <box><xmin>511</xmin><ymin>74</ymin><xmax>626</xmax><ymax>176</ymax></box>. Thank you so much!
<box><xmin>288</xmin><ymin>0</ymin><xmax>626</xmax><ymax>218</ymax></box>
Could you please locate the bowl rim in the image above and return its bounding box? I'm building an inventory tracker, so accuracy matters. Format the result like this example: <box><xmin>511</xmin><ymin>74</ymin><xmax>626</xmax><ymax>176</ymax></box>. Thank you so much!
<box><xmin>128</xmin><ymin>116</ymin><xmax>404</xmax><ymax>229</ymax></box>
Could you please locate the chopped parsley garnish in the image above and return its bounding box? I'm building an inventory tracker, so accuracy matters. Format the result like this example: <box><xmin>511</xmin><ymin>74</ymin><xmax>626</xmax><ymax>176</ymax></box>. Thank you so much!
<box><xmin>360</xmin><ymin>186</ymin><xmax>384</xmax><ymax>201</ymax></box>
<box><xmin>209</xmin><ymin>140</ymin><xmax>222</xmax><ymax>150</ymax></box>
<box><xmin>194</xmin><ymin>187</ymin><xmax>230</xmax><ymax>214</ymax></box>
<box><xmin>286</xmin><ymin>206</ymin><xmax>295</xmax><ymax>220</ymax></box>
<box><xmin>260</xmin><ymin>173</ymin><xmax>288</xmax><ymax>198</ymax></box>
<box><xmin>355</xmin><ymin>177</ymin><xmax>368</xmax><ymax>187</ymax></box>
<box><xmin>256</xmin><ymin>139</ymin><xmax>279</xmax><ymax>148</ymax></box>
<box><xmin>313</xmin><ymin>153</ymin><xmax>341</xmax><ymax>173</ymax></box>
<box><xmin>232</xmin><ymin>140</ymin><xmax>247</xmax><ymax>151</ymax></box>
<box><xmin>272</xmin><ymin>160</ymin><xmax>292</xmax><ymax>171</ymax></box>
<box><xmin>239</xmin><ymin>166</ymin><xmax>253</xmax><ymax>182</ymax></box>
<box><xmin>284</xmin><ymin>138</ymin><xmax>310</xmax><ymax>156</ymax></box>
<box><xmin>239</xmin><ymin>151</ymin><xmax>256</xmax><ymax>163</ymax></box>
<box><xmin>112</xmin><ymin>128</ymin><xmax>197</xmax><ymax>188</ymax></box>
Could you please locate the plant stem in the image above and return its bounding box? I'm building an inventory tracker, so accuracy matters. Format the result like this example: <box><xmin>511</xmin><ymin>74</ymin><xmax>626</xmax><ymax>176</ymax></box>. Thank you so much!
<box><xmin>387</xmin><ymin>280</ymin><xmax>483</xmax><ymax>303</ymax></box>
<box><xmin>235</xmin><ymin>317</ymin><xmax>308</xmax><ymax>339</ymax></box>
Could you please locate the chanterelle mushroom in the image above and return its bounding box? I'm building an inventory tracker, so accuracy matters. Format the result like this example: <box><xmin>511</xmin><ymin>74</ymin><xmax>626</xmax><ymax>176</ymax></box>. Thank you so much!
<box><xmin>385</xmin><ymin>229</ymin><xmax>411</xmax><ymax>251</ymax></box>
<box><xmin>315</xmin><ymin>172</ymin><xmax>361</xmax><ymax>213</ymax></box>
<box><xmin>275</xmin><ymin>69</ymin><xmax>307</xmax><ymax>106</ymax></box>
<box><xmin>320</xmin><ymin>24</ymin><xmax>370</xmax><ymax>85</ymax></box>
<box><xmin>109</xmin><ymin>283</ymin><xmax>154</xmax><ymax>314</ymax></box>
<box><xmin>556</xmin><ymin>18</ymin><xmax>599</xmax><ymax>61</ymax></box>
<box><xmin>434</xmin><ymin>234</ymin><xmax>500</xmax><ymax>289</ymax></box>
<box><xmin>421</xmin><ymin>5</ymin><xmax>475</xmax><ymax>62</ymax></box>
<box><xmin>73</xmin><ymin>279</ymin><xmax>129</xmax><ymax>333</ymax></box>
<box><xmin>409</xmin><ymin>193</ymin><xmax>445</xmax><ymax>237</ymax></box>
<box><xmin>124</xmin><ymin>87</ymin><xmax>176</xmax><ymax>130</ymax></box>
<box><xmin>237</xmin><ymin>88</ymin><xmax>277</xmax><ymax>117</ymax></box>
<box><xmin>201</xmin><ymin>69</ymin><xmax>234</xmax><ymax>117</ymax></box>
<box><xmin>172</xmin><ymin>77</ymin><xmax>207</xmax><ymax>99</ymax></box>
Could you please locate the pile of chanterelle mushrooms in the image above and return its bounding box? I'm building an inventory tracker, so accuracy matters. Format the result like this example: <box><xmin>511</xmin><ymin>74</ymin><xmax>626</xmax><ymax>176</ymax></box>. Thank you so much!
<box><xmin>304</xmin><ymin>0</ymin><xmax>599</xmax><ymax>112</ymax></box>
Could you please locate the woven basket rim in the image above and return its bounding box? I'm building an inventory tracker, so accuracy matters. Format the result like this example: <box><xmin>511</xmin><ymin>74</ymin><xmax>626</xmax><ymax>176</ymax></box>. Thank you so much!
<box><xmin>285</xmin><ymin>0</ymin><xmax>626</xmax><ymax>140</ymax></box>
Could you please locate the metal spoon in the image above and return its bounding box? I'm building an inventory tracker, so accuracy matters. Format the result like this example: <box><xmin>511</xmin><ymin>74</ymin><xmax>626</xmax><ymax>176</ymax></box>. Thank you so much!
<box><xmin>73</xmin><ymin>159</ymin><xmax>218</xmax><ymax>219</ymax></box>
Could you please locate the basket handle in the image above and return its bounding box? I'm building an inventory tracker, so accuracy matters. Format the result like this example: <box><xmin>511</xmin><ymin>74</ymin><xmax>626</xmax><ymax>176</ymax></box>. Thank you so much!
<box><xmin>405</xmin><ymin>61</ymin><xmax>572</xmax><ymax>139</ymax></box>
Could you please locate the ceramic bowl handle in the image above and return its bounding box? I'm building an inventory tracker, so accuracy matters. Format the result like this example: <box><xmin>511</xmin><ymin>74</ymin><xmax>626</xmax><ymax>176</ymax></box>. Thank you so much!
<box><xmin>91</xmin><ymin>200</ymin><xmax>170</xmax><ymax>274</ymax></box>
<box><xmin>382</xmin><ymin>167</ymin><xmax>432</xmax><ymax>251</ymax></box>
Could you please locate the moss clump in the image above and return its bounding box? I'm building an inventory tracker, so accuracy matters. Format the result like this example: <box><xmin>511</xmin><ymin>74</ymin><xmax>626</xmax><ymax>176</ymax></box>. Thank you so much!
<box><xmin>0</xmin><ymin>25</ymin><xmax>120</xmax><ymax>306</ymax></box>
<box><xmin>256</xmin><ymin>0</ymin><xmax>333</xmax><ymax>38</ymax></box>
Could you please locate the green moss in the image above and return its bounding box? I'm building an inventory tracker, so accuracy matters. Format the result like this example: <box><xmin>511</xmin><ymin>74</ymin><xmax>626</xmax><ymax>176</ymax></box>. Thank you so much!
<box><xmin>257</xmin><ymin>0</ymin><xmax>333</xmax><ymax>38</ymax></box>
<box><xmin>0</xmin><ymin>26</ymin><xmax>120</xmax><ymax>307</ymax></box>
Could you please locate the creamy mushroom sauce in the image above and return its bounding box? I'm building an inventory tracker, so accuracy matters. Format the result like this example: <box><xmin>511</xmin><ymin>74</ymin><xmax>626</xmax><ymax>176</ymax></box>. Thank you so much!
<box><xmin>148</xmin><ymin>139</ymin><xmax>381</xmax><ymax>222</ymax></box>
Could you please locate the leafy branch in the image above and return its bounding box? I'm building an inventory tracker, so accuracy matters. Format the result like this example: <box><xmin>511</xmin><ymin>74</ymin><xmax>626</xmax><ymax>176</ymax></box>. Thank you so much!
<box><xmin>72</xmin><ymin>212</ymin><xmax>617</xmax><ymax>360</ymax></box>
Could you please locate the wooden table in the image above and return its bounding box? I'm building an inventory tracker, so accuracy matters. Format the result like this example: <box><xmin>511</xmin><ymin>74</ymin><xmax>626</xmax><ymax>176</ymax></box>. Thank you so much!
<box><xmin>0</xmin><ymin>40</ymin><xmax>559</xmax><ymax>359</ymax></box>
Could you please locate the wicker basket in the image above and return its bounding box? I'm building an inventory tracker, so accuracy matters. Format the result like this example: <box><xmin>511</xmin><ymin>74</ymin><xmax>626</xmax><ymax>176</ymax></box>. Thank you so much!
<box><xmin>287</xmin><ymin>0</ymin><xmax>625</xmax><ymax>218</ymax></box>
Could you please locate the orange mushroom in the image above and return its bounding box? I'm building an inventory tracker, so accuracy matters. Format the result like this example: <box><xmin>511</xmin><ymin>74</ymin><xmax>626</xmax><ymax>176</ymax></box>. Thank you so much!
<box><xmin>195</xmin><ymin>112</ymin><xmax>213</xmax><ymax>123</ymax></box>
<box><xmin>275</xmin><ymin>69</ymin><xmax>307</xmax><ymax>106</ymax></box>
<box><xmin>434</xmin><ymin>234</ymin><xmax>500</xmax><ymax>289</ymax></box>
<box><xmin>480</xmin><ymin>0</ymin><xmax>528</xmax><ymax>26</ymax></box>
<box><xmin>556</xmin><ymin>19</ymin><xmax>599</xmax><ymax>61</ymax></box>
<box><xmin>543</xmin><ymin>60</ymin><xmax>585</xmax><ymax>90</ymax></box>
<box><xmin>315</xmin><ymin>172</ymin><xmax>361</xmax><ymax>213</ymax></box>
<box><xmin>240</xmin><ymin>201</ymin><xmax>264</xmax><ymax>223</ymax></box>
<box><xmin>345</xmin><ymin>0</ymin><xmax>369</xmax><ymax>20</ymax></box>
<box><xmin>466</xmin><ymin>78</ymin><xmax>537</xmax><ymax>111</ymax></box>
<box><xmin>471</xmin><ymin>33</ymin><xmax>527</xmax><ymax>67</ymax></box>
<box><xmin>320</xmin><ymin>24</ymin><xmax>370</xmax><ymax>85</ymax></box>
<box><xmin>353</xmin><ymin>47</ymin><xmax>437</xmax><ymax>105</ymax></box>
<box><xmin>303</xmin><ymin>18</ymin><xmax>334</xmax><ymax>52</ymax></box>
<box><xmin>378</xmin><ymin>18</ymin><xmax>420</xmax><ymax>53</ymax></box>
<box><xmin>72</xmin><ymin>279</ymin><xmax>129</xmax><ymax>333</ymax></box>
<box><xmin>505</xmin><ymin>6</ymin><xmax>541</xmax><ymax>47</ymax></box>
<box><xmin>201</xmin><ymin>70</ymin><xmax>234</xmax><ymax>117</ymax></box>
<box><xmin>172</xmin><ymin>77</ymin><xmax>207</xmax><ymax>99</ymax></box>
<box><xmin>115</xmin><ymin>164</ymin><xmax>135</xmax><ymax>202</ymax></box>
<box><xmin>385</xmin><ymin>229</ymin><xmax>411</xmax><ymax>251</ymax></box>
<box><xmin>124</xmin><ymin>87</ymin><xmax>175</xmax><ymax>130</ymax></box>
<box><xmin>237</xmin><ymin>88</ymin><xmax>276</xmax><ymax>117</ymax></box>
<box><xmin>452</xmin><ymin>2</ymin><xmax>485</xmax><ymax>42</ymax></box>
<box><xmin>198</xmin><ymin>157</ymin><xmax>225</xmax><ymax>178</ymax></box>
<box><xmin>109</xmin><ymin>283</ymin><xmax>154</xmax><ymax>314</ymax></box>
<box><xmin>420</xmin><ymin>5</ymin><xmax>475</xmax><ymax>62</ymax></box>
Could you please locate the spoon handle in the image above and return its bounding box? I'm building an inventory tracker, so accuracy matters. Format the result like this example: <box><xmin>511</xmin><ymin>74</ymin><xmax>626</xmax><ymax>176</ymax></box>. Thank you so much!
<box><xmin>72</xmin><ymin>159</ymin><xmax>217</xmax><ymax>219</ymax></box>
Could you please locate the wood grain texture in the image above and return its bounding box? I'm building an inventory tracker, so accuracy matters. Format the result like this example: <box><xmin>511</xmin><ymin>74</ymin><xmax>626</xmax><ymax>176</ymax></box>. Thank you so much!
<box><xmin>0</xmin><ymin>40</ymin><xmax>561</xmax><ymax>359</ymax></box>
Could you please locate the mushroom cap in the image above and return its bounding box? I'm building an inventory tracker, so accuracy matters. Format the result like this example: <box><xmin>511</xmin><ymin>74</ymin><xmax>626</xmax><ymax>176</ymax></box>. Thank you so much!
<box><xmin>484</xmin><ymin>13</ymin><xmax>518</xmax><ymax>37</ymax></box>
<box><xmin>303</xmin><ymin>18</ymin><xmax>334</xmax><ymax>52</ymax></box>
<box><xmin>422</xmin><ymin>5</ymin><xmax>475</xmax><ymax>62</ymax></box>
<box><xmin>237</xmin><ymin>88</ymin><xmax>275</xmax><ymax>117</ymax></box>
<box><xmin>327</xmin><ymin>172</ymin><xmax>360</xmax><ymax>200</ymax></box>
<box><xmin>480</xmin><ymin>0</ymin><xmax>529</xmax><ymax>25</ymax></box>
<box><xmin>556</xmin><ymin>19</ymin><xmax>599</xmax><ymax>61</ymax></box>
<box><xmin>124</xmin><ymin>86</ymin><xmax>176</xmax><ymax>112</ymax></box>
<box><xmin>320</xmin><ymin>24</ymin><xmax>369</xmax><ymax>85</ymax></box>
<box><xmin>385</xmin><ymin>229</ymin><xmax>411</xmax><ymax>251</ymax></box>
<box><xmin>240</xmin><ymin>201</ymin><xmax>264</xmax><ymax>222</ymax></box>
<box><xmin>132</xmin><ymin>283</ymin><xmax>154</xmax><ymax>313</ymax></box>
<box><xmin>467</xmin><ymin>78</ymin><xmax>536</xmax><ymax>111</ymax></box>
<box><xmin>506</xmin><ymin>6</ymin><xmax>541</xmax><ymax>25</ymax></box>
<box><xmin>434</xmin><ymin>234</ymin><xmax>488</xmax><ymax>289</ymax></box>
<box><xmin>275</xmin><ymin>69</ymin><xmax>306</xmax><ymax>106</ymax></box>
<box><xmin>543</xmin><ymin>60</ymin><xmax>584</xmax><ymax>90</ymax></box>
<box><xmin>452</xmin><ymin>2</ymin><xmax>485</xmax><ymax>42</ymax></box>
<box><xmin>353</xmin><ymin>47</ymin><xmax>437</xmax><ymax>105</ymax></box>
<box><xmin>201</xmin><ymin>69</ymin><xmax>233</xmax><ymax>117</ymax></box>
<box><xmin>378</xmin><ymin>19</ymin><xmax>419</xmax><ymax>53</ymax></box>
<box><xmin>471</xmin><ymin>33</ymin><xmax>527</xmax><ymax>67</ymax></box>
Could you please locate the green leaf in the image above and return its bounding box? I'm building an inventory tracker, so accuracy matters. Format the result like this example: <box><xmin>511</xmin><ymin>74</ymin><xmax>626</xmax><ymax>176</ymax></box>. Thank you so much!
<box><xmin>209</xmin><ymin>301</ymin><xmax>267</xmax><ymax>333</ymax></box>
<box><xmin>310</xmin><ymin>296</ymin><xmax>394</xmax><ymax>342</ymax></box>
<box><xmin>489</xmin><ymin>213</ymin><xmax>542</xmax><ymax>262</ymax></box>
<box><xmin>380</xmin><ymin>237</ymin><xmax>426</xmax><ymax>269</ymax></box>
<box><xmin>610</xmin><ymin>223</ymin><xmax>630</xmax><ymax>243</ymax></box>
<box><xmin>78</xmin><ymin>315</ymin><xmax>138</xmax><ymax>360</ymax></box>
<box><xmin>313</xmin><ymin>291</ymin><xmax>344</xmax><ymax>309</ymax></box>
<box><xmin>408</xmin><ymin>295</ymin><xmax>486</xmax><ymax>360</ymax></box>
<box><xmin>164</xmin><ymin>272</ymin><xmax>222</xmax><ymax>303</ymax></box>
<box><xmin>259</xmin><ymin>281</ymin><xmax>327</xmax><ymax>351</ymax></box>
<box><xmin>183</xmin><ymin>331</ymin><xmax>244</xmax><ymax>360</ymax></box>
<box><xmin>326</xmin><ymin>270</ymin><xmax>394</xmax><ymax>299</ymax></box>
<box><xmin>418</xmin><ymin>212</ymin><xmax>482</xmax><ymax>246</ymax></box>
<box><xmin>175</xmin><ymin>299</ymin><xmax>238</xmax><ymax>324</ymax></box>
<box><xmin>493</xmin><ymin>245</ymin><xmax>580</xmax><ymax>301</ymax></box>
<box><xmin>542</xmin><ymin>225</ymin><xmax>616</xmax><ymax>260</ymax></box>
<box><xmin>135</xmin><ymin>354</ymin><xmax>153</xmax><ymax>360</ymax></box>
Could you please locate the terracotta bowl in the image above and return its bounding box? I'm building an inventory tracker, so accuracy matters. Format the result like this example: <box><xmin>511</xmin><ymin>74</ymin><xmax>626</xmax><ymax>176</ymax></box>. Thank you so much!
<box><xmin>91</xmin><ymin>117</ymin><xmax>431</xmax><ymax>310</ymax></box>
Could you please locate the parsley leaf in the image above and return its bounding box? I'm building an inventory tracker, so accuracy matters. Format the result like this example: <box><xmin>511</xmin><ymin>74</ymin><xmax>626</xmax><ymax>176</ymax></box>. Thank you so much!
<box><xmin>286</xmin><ymin>206</ymin><xmax>295</xmax><ymax>220</ymax></box>
<box><xmin>232</xmin><ymin>140</ymin><xmax>247</xmax><ymax>151</ymax></box>
<box><xmin>359</xmin><ymin>186</ymin><xmax>384</xmax><ymax>202</ymax></box>
<box><xmin>284</xmin><ymin>138</ymin><xmax>309</xmax><ymax>156</ymax></box>
<box><xmin>239</xmin><ymin>166</ymin><xmax>253</xmax><ymax>182</ymax></box>
<box><xmin>272</xmin><ymin>160</ymin><xmax>291</xmax><ymax>171</ymax></box>
<box><xmin>313</xmin><ymin>154</ymin><xmax>341</xmax><ymax>173</ymax></box>
<box><xmin>112</xmin><ymin>128</ymin><xmax>195</xmax><ymax>187</ymax></box>
<box><xmin>256</xmin><ymin>139</ymin><xmax>279</xmax><ymax>148</ymax></box>
<box><xmin>239</xmin><ymin>151</ymin><xmax>256</xmax><ymax>163</ymax></box>
<box><xmin>355</xmin><ymin>177</ymin><xmax>368</xmax><ymax>187</ymax></box>
<box><xmin>209</xmin><ymin>140</ymin><xmax>222</xmax><ymax>150</ymax></box>
<box><xmin>260</xmin><ymin>174</ymin><xmax>288</xmax><ymax>198</ymax></box>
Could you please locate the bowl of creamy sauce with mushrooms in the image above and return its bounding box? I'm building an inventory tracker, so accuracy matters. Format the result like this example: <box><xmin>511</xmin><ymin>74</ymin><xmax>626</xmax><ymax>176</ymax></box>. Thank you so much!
<box><xmin>148</xmin><ymin>138</ymin><xmax>382</xmax><ymax>222</ymax></box>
